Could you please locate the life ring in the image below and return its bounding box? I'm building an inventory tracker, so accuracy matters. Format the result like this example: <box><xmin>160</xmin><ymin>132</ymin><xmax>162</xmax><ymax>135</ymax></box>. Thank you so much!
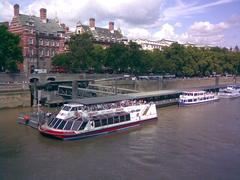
<box><xmin>23</xmin><ymin>115</ymin><xmax>30</xmax><ymax>124</ymax></box>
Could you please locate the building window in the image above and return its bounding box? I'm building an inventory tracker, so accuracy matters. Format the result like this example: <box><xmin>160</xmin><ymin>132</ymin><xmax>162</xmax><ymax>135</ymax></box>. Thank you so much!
<box><xmin>39</xmin><ymin>39</ymin><xmax>43</xmax><ymax>46</ymax></box>
<box><xmin>29</xmin><ymin>48</ymin><xmax>34</xmax><ymax>56</ymax></box>
<box><xmin>45</xmin><ymin>49</ymin><xmax>50</xmax><ymax>56</ymax></box>
<box><xmin>56</xmin><ymin>41</ymin><xmax>59</xmax><ymax>47</ymax></box>
<box><xmin>39</xmin><ymin>49</ymin><xmax>44</xmax><ymax>57</ymax></box>
<box><xmin>45</xmin><ymin>40</ymin><xmax>49</xmax><ymax>46</ymax></box>
<box><xmin>28</xmin><ymin>38</ymin><xmax>33</xmax><ymax>45</ymax></box>
<box><xmin>51</xmin><ymin>49</ymin><xmax>55</xmax><ymax>57</ymax></box>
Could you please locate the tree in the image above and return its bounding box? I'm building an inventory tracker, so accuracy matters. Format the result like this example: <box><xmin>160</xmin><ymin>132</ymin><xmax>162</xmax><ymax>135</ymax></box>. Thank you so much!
<box><xmin>69</xmin><ymin>33</ymin><xmax>94</xmax><ymax>72</ymax></box>
<box><xmin>104</xmin><ymin>43</ymin><xmax>129</xmax><ymax>73</ymax></box>
<box><xmin>0</xmin><ymin>25</ymin><xmax>23</xmax><ymax>72</ymax></box>
<box><xmin>52</xmin><ymin>53</ymin><xmax>71</xmax><ymax>71</ymax></box>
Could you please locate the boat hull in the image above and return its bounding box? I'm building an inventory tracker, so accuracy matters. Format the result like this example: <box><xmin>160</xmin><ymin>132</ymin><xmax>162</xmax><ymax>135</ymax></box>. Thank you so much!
<box><xmin>39</xmin><ymin>117</ymin><xmax>157</xmax><ymax>140</ymax></box>
<box><xmin>218</xmin><ymin>94</ymin><xmax>240</xmax><ymax>99</ymax></box>
<box><xmin>179</xmin><ymin>97</ymin><xmax>219</xmax><ymax>106</ymax></box>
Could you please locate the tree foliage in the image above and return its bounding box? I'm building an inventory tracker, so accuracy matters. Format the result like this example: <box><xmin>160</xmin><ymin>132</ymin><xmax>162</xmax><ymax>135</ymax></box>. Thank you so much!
<box><xmin>51</xmin><ymin>33</ymin><xmax>240</xmax><ymax>76</ymax></box>
<box><xmin>0</xmin><ymin>25</ymin><xmax>23</xmax><ymax>72</ymax></box>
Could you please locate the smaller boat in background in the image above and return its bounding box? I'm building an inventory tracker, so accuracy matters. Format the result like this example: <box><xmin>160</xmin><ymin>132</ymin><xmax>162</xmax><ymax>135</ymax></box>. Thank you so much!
<box><xmin>218</xmin><ymin>86</ymin><xmax>240</xmax><ymax>99</ymax></box>
<box><xmin>179</xmin><ymin>90</ymin><xmax>219</xmax><ymax>106</ymax></box>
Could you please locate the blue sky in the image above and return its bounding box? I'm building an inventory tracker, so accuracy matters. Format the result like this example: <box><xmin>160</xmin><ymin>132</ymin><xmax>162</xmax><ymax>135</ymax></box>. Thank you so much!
<box><xmin>1</xmin><ymin>0</ymin><xmax>240</xmax><ymax>47</ymax></box>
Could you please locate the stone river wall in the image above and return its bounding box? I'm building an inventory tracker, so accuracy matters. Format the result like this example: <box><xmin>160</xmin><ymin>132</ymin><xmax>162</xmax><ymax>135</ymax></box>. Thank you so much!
<box><xmin>0</xmin><ymin>88</ymin><xmax>31</xmax><ymax>109</ymax></box>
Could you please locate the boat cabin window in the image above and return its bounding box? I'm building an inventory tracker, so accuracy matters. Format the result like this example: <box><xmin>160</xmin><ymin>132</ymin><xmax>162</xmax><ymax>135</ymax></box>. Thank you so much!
<box><xmin>62</xmin><ymin>106</ymin><xmax>71</xmax><ymax>111</ymax></box>
<box><xmin>77</xmin><ymin>106</ymin><xmax>82</xmax><ymax>110</ymax></box>
<box><xmin>101</xmin><ymin>119</ymin><xmax>107</xmax><ymax>126</ymax></box>
<box><xmin>126</xmin><ymin>114</ymin><xmax>130</xmax><ymax>121</ymax></box>
<box><xmin>57</xmin><ymin>120</ymin><xmax>67</xmax><ymax>129</ymax></box>
<box><xmin>47</xmin><ymin>118</ymin><xmax>55</xmax><ymax>126</ymax></box>
<box><xmin>64</xmin><ymin>121</ymin><xmax>74</xmax><ymax>130</ymax></box>
<box><xmin>108</xmin><ymin>117</ymin><xmax>114</xmax><ymax>125</ymax></box>
<box><xmin>71</xmin><ymin>121</ymin><xmax>82</xmax><ymax>131</ymax></box>
<box><xmin>94</xmin><ymin>114</ymin><xmax>131</xmax><ymax>128</ymax></box>
<box><xmin>49</xmin><ymin>118</ymin><xmax>57</xmax><ymax>127</ymax></box>
<box><xmin>79</xmin><ymin>121</ymin><xmax>88</xmax><ymax>130</ymax></box>
<box><xmin>114</xmin><ymin>116</ymin><xmax>119</xmax><ymax>123</ymax></box>
<box><xmin>53</xmin><ymin>119</ymin><xmax>62</xmax><ymax>128</ymax></box>
<box><xmin>71</xmin><ymin>107</ymin><xmax>77</xmax><ymax>111</ymax></box>
<box><xmin>94</xmin><ymin>120</ymin><xmax>101</xmax><ymax>128</ymax></box>
<box><xmin>120</xmin><ymin>115</ymin><xmax>125</xmax><ymax>122</ymax></box>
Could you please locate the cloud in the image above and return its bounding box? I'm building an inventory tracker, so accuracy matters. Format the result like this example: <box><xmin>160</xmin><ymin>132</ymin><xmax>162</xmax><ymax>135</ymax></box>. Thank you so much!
<box><xmin>0</xmin><ymin>0</ymin><xmax>13</xmax><ymax>21</ymax></box>
<box><xmin>151</xmin><ymin>20</ymin><xmax>233</xmax><ymax>46</ymax></box>
<box><xmin>19</xmin><ymin>0</ymin><xmax>165</xmax><ymax>28</ymax></box>
<box><xmin>179</xmin><ymin>21</ymin><xmax>230</xmax><ymax>45</ymax></box>
<box><xmin>1</xmin><ymin>0</ymin><xmax>238</xmax><ymax>47</ymax></box>
<box><xmin>189</xmin><ymin>21</ymin><xmax>229</xmax><ymax>35</ymax></box>
<box><xmin>126</xmin><ymin>28</ymin><xmax>151</xmax><ymax>39</ymax></box>
<box><xmin>153</xmin><ymin>23</ymin><xmax>177</xmax><ymax>40</ymax></box>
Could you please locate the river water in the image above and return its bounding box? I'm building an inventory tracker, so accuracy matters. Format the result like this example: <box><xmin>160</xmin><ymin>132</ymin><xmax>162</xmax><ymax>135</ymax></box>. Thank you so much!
<box><xmin>0</xmin><ymin>98</ymin><xmax>240</xmax><ymax>180</ymax></box>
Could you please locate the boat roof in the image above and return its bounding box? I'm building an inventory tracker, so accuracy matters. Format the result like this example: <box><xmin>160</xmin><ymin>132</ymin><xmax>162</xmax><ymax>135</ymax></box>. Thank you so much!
<box><xmin>183</xmin><ymin>90</ymin><xmax>205</xmax><ymax>93</ymax></box>
<box><xmin>70</xmin><ymin>90</ymin><xmax>180</xmax><ymax>105</ymax></box>
<box><xmin>63</xmin><ymin>104</ymin><xmax>84</xmax><ymax>107</ymax></box>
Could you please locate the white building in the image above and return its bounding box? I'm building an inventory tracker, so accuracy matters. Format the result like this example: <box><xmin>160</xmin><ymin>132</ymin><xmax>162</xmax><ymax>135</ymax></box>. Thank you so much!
<box><xmin>131</xmin><ymin>39</ymin><xmax>177</xmax><ymax>51</ymax></box>
<box><xmin>132</xmin><ymin>38</ymin><xmax>216</xmax><ymax>51</ymax></box>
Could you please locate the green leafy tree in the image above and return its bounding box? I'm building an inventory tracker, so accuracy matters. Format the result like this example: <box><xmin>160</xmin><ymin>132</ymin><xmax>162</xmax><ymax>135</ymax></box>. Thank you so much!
<box><xmin>69</xmin><ymin>33</ymin><xmax>94</xmax><ymax>72</ymax></box>
<box><xmin>104</xmin><ymin>43</ymin><xmax>129</xmax><ymax>73</ymax></box>
<box><xmin>52</xmin><ymin>53</ymin><xmax>71</xmax><ymax>71</ymax></box>
<box><xmin>0</xmin><ymin>25</ymin><xmax>23</xmax><ymax>72</ymax></box>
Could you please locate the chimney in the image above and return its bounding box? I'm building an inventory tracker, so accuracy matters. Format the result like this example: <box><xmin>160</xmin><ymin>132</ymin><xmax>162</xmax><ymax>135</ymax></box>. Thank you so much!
<box><xmin>40</xmin><ymin>8</ymin><xmax>47</xmax><ymax>22</ymax></box>
<box><xmin>89</xmin><ymin>18</ymin><xmax>95</xmax><ymax>29</ymax></box>
<box><xmin>109</xmin><ymin>21</ymin><xmax>114</xmax><ymax>33</ymax></box>
<box><xmin>14</xmin><ymin>4</ymin><xmax>19</xmax><ymax>17</ymax></box>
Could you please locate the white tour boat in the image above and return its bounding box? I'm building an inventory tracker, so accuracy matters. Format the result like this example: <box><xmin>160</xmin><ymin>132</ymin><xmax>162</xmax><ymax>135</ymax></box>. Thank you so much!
<box><xmin>218</xmin><ymin>86</ymin><xmax>240</xmax><ymax>98</ymax></box>
<box><xmin>178</xmin><ymin>90</ymin><xmax>219</xmax><ymax>106</ymax></box>
<box><xmin>39</xmin><ymin>100</ymin><xmax>157</xmax><ymax>140</ymax></box>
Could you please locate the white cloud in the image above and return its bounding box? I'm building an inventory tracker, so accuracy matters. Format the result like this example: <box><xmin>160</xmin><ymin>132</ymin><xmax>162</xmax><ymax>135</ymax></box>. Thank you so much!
<box><xmin>153</xmin><ymin>23</ymin><xmax>177</xmax><ymax>40</ymax></box>
<box><xmin>151</xmin><ymin>21</ymin><xmax>230</xmax><ymax>46</ymax></box>
<box><xmin>1</xmin><ymin>0</ymin><xmax>238</xmax><ymax>47</ymax></box>
<box><xmin>0</xmin><ymin>0</ymin><xmax>13</xmax><ymax>21</ymax></box>
<box><xmin>189</xmin><ymin>21</ymin><xmax>229</xmax><ymax>34</ymax></box>
<box><xmin>126</xmin><ymin>28</ymin><xmax>151</xmax><ymax>39</ymax></box>
<box><xmin>20</xmin><ymin>0</ymin><xmax>165</xmax><ymax>28</ymax></box>
<box><xmin>179</xmin><ymin>21</ymin><xmax>229</xmax><ymax>45</ymax></box>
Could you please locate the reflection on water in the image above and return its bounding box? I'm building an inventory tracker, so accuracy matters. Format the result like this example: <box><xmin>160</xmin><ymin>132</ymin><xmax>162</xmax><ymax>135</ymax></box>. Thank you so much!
<box><xmin>1</xmin><ymin>99</ymin><xmax>240</xmax><ymax>180</ymax></box>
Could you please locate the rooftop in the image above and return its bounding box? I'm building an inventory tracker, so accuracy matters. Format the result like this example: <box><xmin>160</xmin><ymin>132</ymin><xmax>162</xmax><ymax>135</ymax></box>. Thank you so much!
<box><xmin>71</xmin><ymin>90</ymin><xmax>181</xmax><ymax>105</ymax></box>
<box><xmin>17</xmin><ymin>14</ymin><xmax>64</xmax><ymax>34</ymax></box>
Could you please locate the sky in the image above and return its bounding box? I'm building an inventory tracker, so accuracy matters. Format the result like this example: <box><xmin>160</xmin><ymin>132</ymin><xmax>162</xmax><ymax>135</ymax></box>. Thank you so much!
<box><xmin>1</xmin><ymin>0</ymin><xmax>240</xmax><ymax>47</ymax></box>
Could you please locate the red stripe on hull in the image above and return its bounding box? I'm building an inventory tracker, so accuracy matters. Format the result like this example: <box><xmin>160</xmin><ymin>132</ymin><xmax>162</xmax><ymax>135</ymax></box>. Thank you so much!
<box><xmin>39</xmin><ymin>117</ymin><xmax>158</xmax><ymax>140</ymax></box>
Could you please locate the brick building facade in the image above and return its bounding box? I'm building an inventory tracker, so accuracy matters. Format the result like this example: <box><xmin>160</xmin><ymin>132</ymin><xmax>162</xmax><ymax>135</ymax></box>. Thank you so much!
<box><xmin>9</xmin><ymin>4</ymin><xmax>68</xmax><ymax>73</ymax></box>
<box><xmin>76</xmin><ymin>18</ymin><xmax>127</xmax><ymax>48</ymax></box>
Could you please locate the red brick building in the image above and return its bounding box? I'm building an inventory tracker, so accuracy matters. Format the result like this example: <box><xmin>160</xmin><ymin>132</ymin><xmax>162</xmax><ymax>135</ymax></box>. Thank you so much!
<box><xmin>9</xmin><ymin>4</ymin><xmax>68</xmax><ymax>73</ymax></box>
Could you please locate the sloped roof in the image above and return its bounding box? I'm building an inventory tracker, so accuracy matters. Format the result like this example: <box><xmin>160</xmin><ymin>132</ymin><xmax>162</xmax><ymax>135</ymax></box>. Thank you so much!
<box><xmin>80</xmin><ymin>25</ymin><xmax>124</xmax><ymax>40</ymax></box>
<box><xmin>18</xmin><ymin>14</ymin><xmax>64</xmax><ymax>34</ymax></box>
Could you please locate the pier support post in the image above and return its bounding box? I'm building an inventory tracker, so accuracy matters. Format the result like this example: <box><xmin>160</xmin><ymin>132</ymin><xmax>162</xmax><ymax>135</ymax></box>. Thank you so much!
<box><xmin>234</xmin><ymin>75</ymin><xmax>237</xmax><ymax>84</ymax></box>
<box><xmin>72</xmin><ymin>80</ymin><xmax>78</xmax><ymax>100</ymax></box>
<box><xmin>33</xmin><ymin>79</ymin><xmax>38</xmax><ymax>106</ymax></box>
<box><xmin>134</xmin><ymin>80</ymin><xmax>138</xmax><ymax>91</ymax></box>
<box><xmin>215</xmin><ymin>76</ymin><xmax>219</xmax><ymax>86</ymax></box>
<box><xmin>158</xmin><ymin>77</ymin><xmax>163</xmax><ymax>90</ymax></box>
